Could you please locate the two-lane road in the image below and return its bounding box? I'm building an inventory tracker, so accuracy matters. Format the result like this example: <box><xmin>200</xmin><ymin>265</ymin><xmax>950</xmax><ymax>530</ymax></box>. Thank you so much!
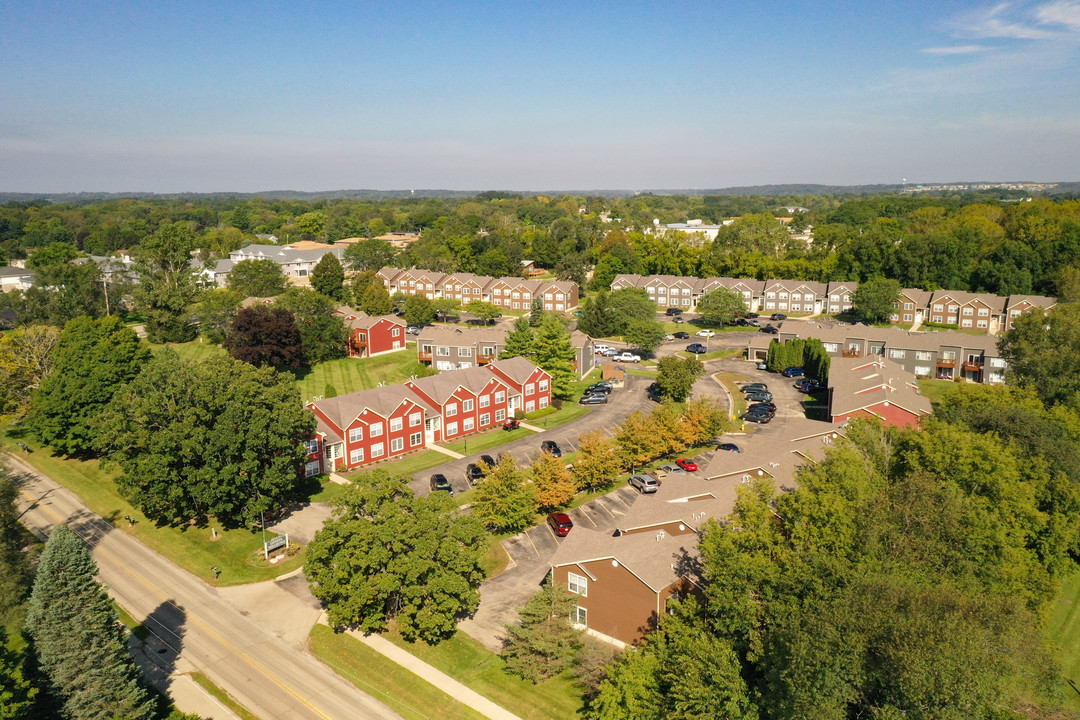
<box><xmin>8</xmin><ymin>453</ymin><xmax>401</xmax><ymax>720</ymax></box>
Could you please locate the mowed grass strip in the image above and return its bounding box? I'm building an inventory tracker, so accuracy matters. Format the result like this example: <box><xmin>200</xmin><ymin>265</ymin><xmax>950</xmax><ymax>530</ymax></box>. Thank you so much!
<box><xmin>383</xmin><ymin>627</ymin><xmax>583</xmax><ymax>720</ymax></box>
<box><xmin>294</xmin><ymin>352</ymin><xmax>425</xmax><ymax>400</ymax></box>
<box><xmin>309</xmin><ymin>625</ymin><xmax>487</xmax><ymax>720</ymax></box>
<box><xmin>1047</xmin><ymin>572</ymin><xmax>1080</xmax><ymax>711</ymax></box>
<box><xmin>4</xmin><ymin>436</ymin><xmax>304</xmax><ymax>585</ymax></box>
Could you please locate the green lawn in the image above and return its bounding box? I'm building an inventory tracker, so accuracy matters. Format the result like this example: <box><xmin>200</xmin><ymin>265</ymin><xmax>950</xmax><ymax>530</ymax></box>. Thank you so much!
<box><xmin>4</xmin><ymin>436</ymin><xmax>306</xmax><ymax>585</ymax></box>
<box><xmin>383</xmin><ymin>627</ymin><xmax>583</xmax><ymax>720</ymax></box>
<box><xmin>525</xmin><ymin>404</ymin><xmax>592</xmax><ymax>430</ymax></box>
<box><xmin>343</xmin><ymin>450</ymin><xmax>450</xmax><ymax>480</ymax></box>
<box><xmin>310</xmin><ymin>625</ymin><xmax>487</xmax><ymax>720</ymax></box>
<box><xmin>715</xmin><ymin>371</ymin><xmax>750</xmax><ymax>419</ymax></box>
<box><xmin>1047</xmin><ymin>572</ymin><xmax>1080</xmax><ymax>711</ymax></box>
<box><xmin>678</xmin><ymin>348</ymin><xmax>741</xmax><ymax>362</ymax></box>
<box><xmin>444</xmin><ymin>427</ymin><xmax>535</xmax><ymax>455</ymax></box>
<box><xmin>916</xmin><ymin>378</ymin><xmax>959</xmax><ymax>405</ymax></box>
<box><xmin>294</xmin><ymin>352</ymin><xmax>428</xmax><ymax>401</ymax></box>
<box><xmin>149</xmin><ymin>338</ymin><xmax>227</xmax><ymax>364</ymax></box>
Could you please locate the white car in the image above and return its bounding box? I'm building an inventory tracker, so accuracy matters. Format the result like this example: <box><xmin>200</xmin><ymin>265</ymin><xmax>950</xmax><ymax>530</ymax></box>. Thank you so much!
<box><xmin>696</xmin><ymin>329</ymin><xmax>716</xmax><ymax>338</ymax></box>
<box><xmin>594</xmin><ymin>344</ymin><xmax>612</xmax><ymax>355</ymax></box>
<box><xmin>613</xmin><ymin>352</ymin><xmax>640</xmax><ymax>363</ymax></box>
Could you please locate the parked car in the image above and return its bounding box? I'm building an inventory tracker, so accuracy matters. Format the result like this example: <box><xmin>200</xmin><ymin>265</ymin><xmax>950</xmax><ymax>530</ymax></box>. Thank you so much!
<box><xmin>540</xmin><ymin>440</ymin><xmax>562</xmax><ymax>458</ymax></box>
<box><xmin>547</xmin><ymin>512</ymin><xmax>574</xmax><ymax>537</ymax></box>
<box><xmin>465</xmin><ymin>464</ymin><xmax>485</xmax><ymax>483</ymax></box>
<box><xmin>761</xmin><ymin>325</ymin><xmax>779</xmax><ymax>334</ymax></box>
<box><xmin>794</xmin><ymin>378</ymin><xmax>822</xmax><ymax>392</ymax></box>
<box><xmin>696</xmin><ymin>329</ymin><xmax>716</xmax><ymax>337</ymax></box>
<box><xmin>665</xmin><ymin>333</ymin><xmax>675</xmax><ymax>341</ymax></box>
<box><xmin>741</xmin><ymin>411</ymin><xmax>772</xmax><ymax>424</ymax></box>
<box><xmin>502</xmin><ymin>418</ymin><xmax>520</xmax><ymax>430</ymax></box>
<box><xmin>406</xmin><ymin>325</ymin><xmax>421</xmax><ymax>335</ymax></box>
<box><xmin>745</xmin><ymin>391</ymin><xmax>773</xmax><ymax>403</ymax></box>
<box><xmin>731</xmin><ymin>318</ymin><xmax>749</xmax><ymax>326</ymax></box>
<box><xmin>665</xmin><ymin>308</ymin><xmax>683</xmax><ymax>316</ymax></box>
<box><xmin>747</xmin><ymin>318</ymin><xmax>761</xmax><ymax>327</ymax></box>
<box><xmin>781</xmin><ymin>366</ymin><xmax>805</xmax><ymax>377</ymax></box>
<box><xmin>579</xmin><ymin>393</ymin><xmax>608</xmax><ymax>405</ymax></box>
<box><xmin>717</xmin><ymin>442</ymin><xmax>741</xmax><ymax>453</ymax></box>
<box><xmin>600</xmin><ymin>348</ymin><xmax>619</xmax><ymax>357</ymax></box>
<box><xmin>746</xmin><ymin>312</ymin><xmax>759</xmax><ymax>319</ymax></box>
<box><xmin>756</xmin><ymin>361</ymin><xmax>768</xmax><ymax>370</ymax></box>
<box><xmin>770</xmin><ymin>313</ymin><xmax>787</xmax><ymax>321</ymax></box>
<box><xmin>429</xmin><ymin>474</ymin><xmax>454</xmax><ymax>495</ymax></box>
<box><xmin>647</xmin><ymin>467</ymin><xmax>667</xmax><ymax>483</ymax></box>
<box><xmin>586</xmin><ymin>382</ymin><xmax>613</xmax><ymax>394</ymax></box>
<box><xmin>748</xmin><ymin>404</ymin><xmax>776</xmax><ymax>419</ymax></box>
<box><xmin>657</xmin><ymin>463</ymin><xmax>685</xmax><ymax>474</ymax></box>
<box><xmin>675</xmin><ymin>458</ymin><xmax>698</xmax><ymax>472</ymax></box>
<box><xmin>646</xmin><ymin>382</ymin><xmax>662</xmax><ymax>402</ymax></box>
<box><xmin>686</xmin><ymin>343</ymin><xmax>708</xmax><ymax>354</ymax></box>
<box><xmin>629</xmin><ymin>474</ymin><xmax>660</xmax><ymax>493</ymax></box>
<box><xmin>594</xmin><ymin>344</ymin><xmax>613</xmax><ymax>355</ymax></box>
<box><xmin>673</xmin><ymin>315</ymin><xmax>685</xmax><ymax>323</ymax></box>
<box><xmin>613</xmin><ymin>352</ymin><xmax>640</xmax><ymax>363</ymax></box>
<box><xmin>673</xmin><ymin>331</ymin><xmax>691</xmax><ymax>339</ymax></box>
<box><xmin>749</xmin><ymin>401</ymin><xmax>776</xmax><ymax>412</ymax></box>
<box><xmin>479</xmin><ymin>454</ymin><xmax>496</xmax><ymax>467</ymax></box>
<box><xmin>741</xmin><ymin>383</ymin><xmax>768</xmax><ymax>393</ymax></box>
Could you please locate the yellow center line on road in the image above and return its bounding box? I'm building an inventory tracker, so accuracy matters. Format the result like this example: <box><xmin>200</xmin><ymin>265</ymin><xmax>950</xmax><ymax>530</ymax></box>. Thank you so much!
<box><xmin>18</xmin><ymin>484</ymin><xmax>337</xmax><ymax>720</ymax></box>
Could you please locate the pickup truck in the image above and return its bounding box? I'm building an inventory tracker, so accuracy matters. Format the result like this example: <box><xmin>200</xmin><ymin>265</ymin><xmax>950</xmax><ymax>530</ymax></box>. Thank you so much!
<box><xmin>613</xmin><ymin>352</ymin><xmax>640</xmax><ymax>363</ymax></box>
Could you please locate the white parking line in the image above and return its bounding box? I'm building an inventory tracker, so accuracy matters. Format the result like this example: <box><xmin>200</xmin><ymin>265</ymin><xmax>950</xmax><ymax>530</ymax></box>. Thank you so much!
<box><xmin>521</xmin><ymin>528</ymin><xmax>541</xmax><ymax>557</ymax></box>
<box><xmin>611</xmin><ymin>491</ymin><xmax>634</xmax><ymax>510</ymax></box>
<box><xmin>595</xmin><ymin>500</ymin><xmax>618</xmax><ymax>519</ymax></box>
<box><xmin>576</xmin><ymin>505</ymin><xmax>599</xmax><ymax>527</ymax></box>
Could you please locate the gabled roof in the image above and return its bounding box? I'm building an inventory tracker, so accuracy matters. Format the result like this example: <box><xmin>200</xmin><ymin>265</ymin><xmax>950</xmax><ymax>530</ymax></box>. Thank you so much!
<box><xmin>417</xmin><ymin>325</ymin><xmax>507</xmax><ymax>346</ymax></box>
<box><xmin>334</xmin><ymin>306</ymin><xmax>405</xmax><ymax>331</ymax></box>
<box><xmin>311</xmin><ymin>385</ymin><xmax>435</xmax><ymax>432</ymax></box>
<box><xmin>828</xmin><ymin>356</ymin><xmax>932</xmax><ymax>418</ymax></box>
<box><xmin>407</xmin><ymin>366</ymin><xmax>510</xmax><ymax>405</ymax></box>
<box><xmin>488</xmin><ymin>356</ymin><xmax>547</xmax><ymax>384</ymax></box>
<box><xmin>549</xmin><ymin>526</ymin><xmax>701</xmax><ymax>594</ymax></box>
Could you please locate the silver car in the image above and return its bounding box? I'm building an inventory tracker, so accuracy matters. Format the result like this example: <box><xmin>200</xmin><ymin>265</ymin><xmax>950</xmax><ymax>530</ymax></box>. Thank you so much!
<box><xmin>629</xmin><ymin>474</ymin><xmax>660</xmax><ymax>493</ymax></box>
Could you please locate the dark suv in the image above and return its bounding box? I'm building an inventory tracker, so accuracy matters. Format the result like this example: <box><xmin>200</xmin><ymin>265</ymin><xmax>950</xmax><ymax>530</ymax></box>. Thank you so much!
<box><xmin>429</xmin><ymin>474</ymin><xmax>454</xmax><ymax>495</ymax></box>
<box><xmin>465</xmin><ymin>464</ymin><xmax>485</xmax><ymax>483</ymax></box>
<box><xmin>540</xmin><ymin>440</ymin><xmax>562</xmax><ymax>458</ymax></box>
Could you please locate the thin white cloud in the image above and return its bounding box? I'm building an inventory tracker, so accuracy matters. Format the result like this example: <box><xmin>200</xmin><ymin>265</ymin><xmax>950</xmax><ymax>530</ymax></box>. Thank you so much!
<box><xmin>921</xmin><ymin>44</ymin><xmax>990</xmax><ymax>54</ymax></box>
<box><xmin>1037</xmin><ymin>0</ymin><xmax>1080</xmax><ymax>29</ymax></box>
<box><xmin>951</xmin><ymin>1</ymin><xmax>1080</xmax><ymax>40</ymax></box>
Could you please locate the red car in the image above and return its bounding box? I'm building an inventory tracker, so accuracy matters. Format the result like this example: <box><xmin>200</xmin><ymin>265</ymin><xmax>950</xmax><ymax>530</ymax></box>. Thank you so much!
<box><xmin>547</xmin><ymin>513</ymin><xmax>573</xmax><ymax>537</ymax></box>
<box><xmin>675</xmin><ymin>458</ymin><xmax>698</xmax><ymax>472</ymax></box>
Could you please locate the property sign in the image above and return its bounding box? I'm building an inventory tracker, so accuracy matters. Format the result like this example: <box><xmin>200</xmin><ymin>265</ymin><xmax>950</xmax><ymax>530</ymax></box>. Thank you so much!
<box><xmin>264</xmin><ymin>534</ymin><xmax>289</xmax><ymax>557</ymax></box>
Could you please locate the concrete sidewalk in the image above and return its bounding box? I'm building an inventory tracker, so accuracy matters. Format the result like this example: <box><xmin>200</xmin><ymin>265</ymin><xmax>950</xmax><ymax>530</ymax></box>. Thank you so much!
<box><xmin>345</xmin><ymin>626</ymin><xmax>524</xmax><ymax>720</ymax></box>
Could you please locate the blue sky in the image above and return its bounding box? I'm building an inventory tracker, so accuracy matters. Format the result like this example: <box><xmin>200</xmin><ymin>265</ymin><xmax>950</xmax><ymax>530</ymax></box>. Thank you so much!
<box><xmin>2</xmin><ymin>0</ymin><xmax>1079</xmax><ymax>192</ymax></box>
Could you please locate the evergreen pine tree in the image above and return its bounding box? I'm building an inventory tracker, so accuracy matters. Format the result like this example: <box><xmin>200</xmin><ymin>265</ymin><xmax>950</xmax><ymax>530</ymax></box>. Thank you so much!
<box><xmin>25</xmin><ymin>526</ymin><xmax>154</xmax><ymax>720</ymax></box>
<box><xmin>529</xmin><ymin>297</ymin><xmax>544</xmax><ymax>326</ymax></box>
<box><xmin>502</xmin><ymin>317</ymin><xmax>536</xmax><ymax>360</ymax></box>
<box><xmin>501</xmin><ymin>581</ymin><xmax>583</xmax><ymax>683</ymax></box>
<box><xmin>533</xmin><ymin>316</ymin><xmax>578</xmax><ymax>400</ymax></box>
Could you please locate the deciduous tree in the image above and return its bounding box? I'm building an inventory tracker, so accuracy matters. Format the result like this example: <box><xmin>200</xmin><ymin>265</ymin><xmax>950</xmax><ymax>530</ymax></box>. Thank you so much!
<box><xmin>28</xmin><ymin>316</ymin><xmax>150</xmax><ymax>456</ymax></box>
<box><xmin>851</xmin><ymin>277</ymin><xmax>901</xmax><ymax>324</ymax></box>
<box><xmin>225</xmin><ymin>305</ymin><xmax>304</xmax><ymax>370</ymax></box>
<box><xmin>275</xmin><ymin>288</ymin><xmax>349</xmax><ymax>364</ymax></box>
<box><xmin>343</xmin><ymin>238</ymin><xmax>396</xmax><ymax>271</ymax></box>
<box><xmin>465</xmin><ymin>300</ymin><xmax>502</xmax><ymax>323</ymax></box>
<box><xmin>471</xmin><ymin>455</ymin><xmax>537</xmax><ymax>532</ymax></box>
<box><xmin>310</xmin><ymin>253</ymin><xmax>345</xmax><ymax>301</ymax></box>
<box><xmin>25</xmin><ymin>526</ymin><xmax>155</xmax><ymax>720</ymax></box>
<box><xmin>615</xmin><ymin>411</ymin><xmax>661</xmax><ymax>471</ymax></box>
<box><xmin>623</xmin><ymin>318</ymin><xmax>666</xmax><ymax>352</ymax></box>
<box><xmin>133</xmin><ymin>221</ymin><xmax>199</xmax><ymax>343</ymax></box>
<box><xmin>359</xmin><ymin>282</ymin><xmax>393</xmax><ymax>316</ymax></box>
<box><xmin>96</xmin><ymin>351</ymin><xmax>315</xmax><ymax>528</ymax></box>
<box><xmin>696</xmin><ymin>288</ymin><xmax>747</xmax><ymax>327</ymax></box>
<box><xmin>403</xmin><ymin>294</ymin><xmax>435</xmax><ymax>327</ymax></box>
<box><xmin>572</xmin><ymin>431</ymin><xmax>622</xmax><ymax>491</ymax></box>
<box><xmin>305</xmin><ymin>470</ymin><xmax>487</xmax><ymax>643</ymax></box>
<box><xmin>194</xmin><ymin>287</ymin><xmax>242</xmax><ymax>344</ymax></box>
<box><xmin>655</xmin><ymin>355</ymin><xmax>704</xmax><ymax>402</ymax></box>
<box><xmin>0</xmin><ymin>324</ymin><xmax>59</xmax><ymax>423</ymax></box>
<box><xmin>999</xmin><ymin>301</ymin><xmax>1080</xmax><ymax>406</ymax></box>
<box><xmin>531</xmin><ymin>452</ymin><xmax>575</xmax><ymax>511</ymax></box>
<box><xmin>226</xmin><ymin>259</ymin><xmax>288</xmax><ymax>298</ymax></box>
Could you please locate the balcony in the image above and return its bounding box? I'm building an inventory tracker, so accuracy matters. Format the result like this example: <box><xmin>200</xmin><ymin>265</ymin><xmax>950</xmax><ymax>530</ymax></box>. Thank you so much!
<box><xmin>478</xmin><ymin>353</ymin><xmax>495</xmax><ymax>365</ymax></box>
<box><xmin>963</xmin><ymin>361</ymin><xmax>984</xmax><ymax>371</ymax></box>
<box><xmin>842</xmin><ymin>349</ymin><xmax>862</xmax><ymax>358</ymax></box>
<box><xmin>936</xmin><ymin>358</ymin><xmax>957</xmax><ymax>368</ymax></box>
<box><xmin>418</xmin><ymin>351</ymin><xmax>432</xmax><ymax>362</ymax></box>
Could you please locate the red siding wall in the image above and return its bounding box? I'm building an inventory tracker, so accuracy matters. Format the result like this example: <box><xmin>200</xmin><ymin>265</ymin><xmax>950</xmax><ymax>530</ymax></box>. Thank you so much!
<box><xmin>365</xmin><ymin>319</ymin><xmax>405</xmax><ymax>356</ymax></box>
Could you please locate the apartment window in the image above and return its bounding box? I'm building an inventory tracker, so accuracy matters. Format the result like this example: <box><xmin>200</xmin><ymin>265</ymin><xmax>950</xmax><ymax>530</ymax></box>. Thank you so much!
<box><xmin>304</xmin><ymin>439</ymin><xmax>319</xmax><ymax>455</ymax></box>
<box><xmin>459</xmin><ymin>347</ymin><xmax>473</xmax><ymax>357</ymax></box>
<box><xmin>495</xmin><ymin>408</ymin><xmax>506</xmax><ymax>421</ymax></box>
<box><xmin>916</xmin><ymin>351</ymin><xmax>932</xmax><ymax>361</ymax></box>
<box><xmin>568</xmin><ymin>572</ymin><xmax>588</xmax><ymax>596</ymax></box>
<box><xmin>889</xmin><ymin>313</ymin><xmax>899</xmax><ymax>322</ymax></box>
<box><xmin>495</xmin><ymin>391</ymin><xmax>506</xmax><ymax>404</ymax></box>
<box><xmin>409</xmin><ymin>412</ymin><xmax>422</xmax><ymax>427</ymax></box>
<box><xmin>479</xmin><ymin>394</ymin><xmax>490</xmax><ymax>408</ymax></box>
<box><xmin>480</xmin><ymin>413</ymin><xmax>490</xmax><ymax>426</ymax></box>
<box><xmin>446</xmin><ymin>422</ymin><xmax>458</xmax><ymax>436</ymax></box>
<box><xmin>392</xmin><ymin>327</ymin><xmax>401</xmax><ymax>336</ymax></box>
<box><xmin>349</xmin><ymin>448</ymin><xmax>364</xmax><ymax>464</ymax></box>
<box><xmin>823</xmin><ymin>343</ymin><xmax>839</xmax><ymax>352</ymax></box>
<box><xmin>766</xmin><ymin>291</ymin><xmax>776</xmax><ymax>299</ymax></box>
<box><xmin>961</xmin><ymin>319</ymin><xmax>972</xmax><ymax>328</ymax></box>
<box><xmin>525</xmin><ymin>383</ymin><xmax>535</xmax><ymax>395</ymax></box>
<box><xmin>305</xmin><ymin>460</ymin><xmax>322</xmax><ymax>477</ymax></box>
<box><xmin>1011</xmin><ymin>309</ymin><xmax>1022</xmax><ymax>317</ymax></box>
<box><xmin>512</xmin><ymin>292</ymin><xmax>520</xmax><ymax>299</ymax></box>
<box><xmin>539</xmin><ymin>379</ymin><xmax>549</xmax><ymax>392</ymax></box>
<box><xmin>903</xmin><ymin>314</ymin><xmax>913</xmax><ymax>322</ymax></box>
<box><xmin>445</xmin><ymin>403</ymin><xmax>457</xmax><ymax>417</ymax></box>
<box><xmin>933</xmin><ymin>304</ymin><xmax>943</xmax><ymax>312</ymax></box>
<box><xmin>977</xmin><ymin>320</ymin><xmax>987</xmax><ymax>328</ymax></box>
<box><xmin>830</xmin><ymin>294</ymin><xmax>839</xmax><ymax>301</ymax></box>
<box><xmin>494</xmin><ymin>288</ymin><xmax>502</xmax><ymax>296</ymax></box>
<box><xmin>463</xmin><ymin>399</ymin><xmax>474</xmax><ymax>412</ymax></box>
<box><xmin>370</xmin><ymin>442</ymin><xmax>384</xmax><ymax>458</ymax></box>
<box><xmin>526</xmin><ymin>400</ymin><xmax>535</xmax><ymax>412</ymax></box>
<box><xmin>963</xmin><ymin>307</ymin><xmax>974</xmax><ymax>316</ymax></box>
<box><xmin>409</xmin><ymin>432</ymin><xmax>421</xmax><ymax>446</ymax></box>
<box><xmin>904</xmin><ymin>302</ymin><xmax>914</xmax><ymax>310</ymax></box>
<box><xmin>967</xmin><ymin>354</ymin><xmax>982</xmax><ymax>364</ymax></box>
<box><xmin>539</xmin><ymin>396</ymin><xmax>549</xmax><ymax>409</ymax></box>
<box><xmin>791</xmin><ymin>293</ymin><xmax>801</xmax><ymax>301</ymax></box>
<box><xmin>915</xmin><ymin>365</ymin><xmax>931</xmax><ymax>377</ymax></box>
<box><xmin>572</xmin><ymin>607</ymin><xmax>587</xmax><ymax>626</ymax></box>
<box><xmin>888</xmin><ymin>349</ymin><xmax>905</xmax><ymax>359</ymax></box>
<box><xmin>349</xmin><ymin>427</ymin><xmax>363</xmax><ymax>443</ymax></box>
<box><xmin>523</xmin><ymin>293</ymin><xmax>531</xmax><ymax>300</ymax></box>
<box><xmin>989</xmin><ymin>372</ymin><xmax>1004</xmax><ymax>383</ymax></box>
<box><xmin>647</xmin><ymin>287</ymin><xmax>655</xmax><ymax>294</ymax></box>
<box><xmin>779</xmin><ymin>292</ymin><xmax>788</xmax><ymax>300</ymax></box>
<box><xmin>978</xmin><ymin>308</ymin><xmax>989</xmax><ymax>316</ymax></box>
<box><xmin>463</xmin><ymin>418</ymin><xmax>475</xmax><ymax>432</ymax></box>
<box><xmin>990</xmin><ymin>357</ymin><xmax>1006</xmax><ymax>368</ymax></box>
<box><xmin>948</xmin><ymin>305</ymin><xmax>959</xmax><ymax>313</ymax></box>
<box><xmin>932</xmin><ymin>316</ymin><xmax>943</xmax><ymax>323</ymax></box>
<box><xmin>942</xmin><ymin>351</ymin><xmax>956</xmax><ymax>360</ymax></box>
<box><xmin>437</xmin><ymin>347</ymin><xmax>450</xmax><ymax>356</ymax></box>
<box><xmin>391</xmin><ymin>437</ymin><xmax>404</xmax><ymax>452</ymax></box>
<box><xmin>369</xmin><ymin>422</ymin><xmax>383</xmax><ymax>437</ymax></box>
